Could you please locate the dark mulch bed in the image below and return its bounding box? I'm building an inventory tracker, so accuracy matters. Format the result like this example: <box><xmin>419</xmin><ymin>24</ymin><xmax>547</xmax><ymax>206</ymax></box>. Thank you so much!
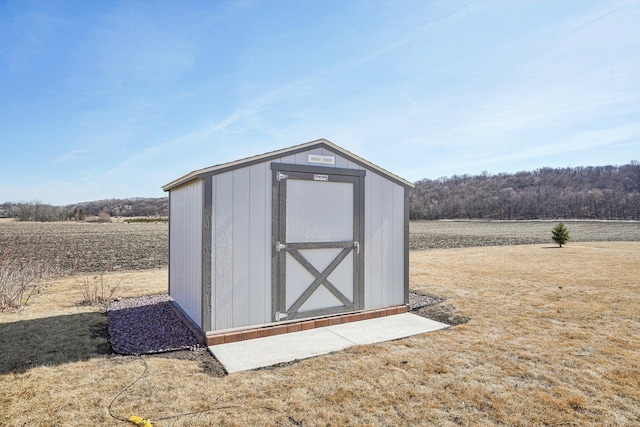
<box><xmin>107</xmin><ymin>294</ymin><xmax>202</xmax><ymax>355</ymax></box>
<box><xmin>106</xmin><ymin>294</ymin><xmax>225</xmax><ymax>376</ymax></box>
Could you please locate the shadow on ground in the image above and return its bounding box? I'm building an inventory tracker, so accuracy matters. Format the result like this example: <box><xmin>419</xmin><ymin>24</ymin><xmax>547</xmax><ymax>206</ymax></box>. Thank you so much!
<box><xmin>0</xmin><ymin>312</ymin><xmax>111</xmax><ymax>374</ymax></box>
<box><xmin>0</xmin><ymin>311</ymin><xmax>225</xmax><ymax>376</ymax></box>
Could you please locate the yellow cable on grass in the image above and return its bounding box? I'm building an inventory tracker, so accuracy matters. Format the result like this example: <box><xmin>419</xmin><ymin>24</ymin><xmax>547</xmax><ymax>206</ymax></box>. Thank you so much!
<box><xmin>109</xmin><ymin>356</ymin><xmax>301</xmax><ymax>425</ymax></box>
<box><xmin>129</xmin><ymin>415</ymin><xmax>153</xmax><ymax>427</ymax></box>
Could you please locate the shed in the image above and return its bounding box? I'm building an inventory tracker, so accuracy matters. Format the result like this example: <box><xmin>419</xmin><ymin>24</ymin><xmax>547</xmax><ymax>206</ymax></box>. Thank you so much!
<box><xmin>162</xmin><ymin>139</ymin><xmax>414</xmax><ymax>344</ymax></box>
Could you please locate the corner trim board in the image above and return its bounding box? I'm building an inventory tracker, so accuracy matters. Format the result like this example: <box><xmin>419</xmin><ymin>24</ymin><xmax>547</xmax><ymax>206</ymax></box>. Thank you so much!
<box><xmin>404</xmin><ymin>187</ymin><xmax>410</xmax><ymax>305</ymax></box>
<box><xmin>201</xmin><ymin>177</ymin><xmax>212</xmax><ymax>331</ymax></box>
<box><xmin>167</xmin><ymin>191</ymin><xmax>172</xmax><ymax>297</ymax></box>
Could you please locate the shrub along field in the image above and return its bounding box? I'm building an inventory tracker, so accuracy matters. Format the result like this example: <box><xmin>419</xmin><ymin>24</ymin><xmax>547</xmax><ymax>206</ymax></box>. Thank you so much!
<box><xmin>1</xmin><ymin>220</ymin><xmax>639</xmax><ymax>425</ymax></box>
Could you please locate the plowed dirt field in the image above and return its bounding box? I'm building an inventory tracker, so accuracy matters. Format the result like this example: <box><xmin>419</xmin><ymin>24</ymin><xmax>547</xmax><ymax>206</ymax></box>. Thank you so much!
<box><xmin>1</xmin><ymin>219</ymin><xmax>638</xmax><ymax>273</ymax></box>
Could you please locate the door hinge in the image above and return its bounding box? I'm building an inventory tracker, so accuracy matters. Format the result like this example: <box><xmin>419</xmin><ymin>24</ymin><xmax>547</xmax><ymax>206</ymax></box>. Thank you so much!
<box><xmin>353</xmin><ymin>241</ymin><xmax>360</xmax><ymax>254</ymax></box>
<box><xmin>277</xmin><ymin>171</ymin><xmax>289</xmax><ymax>181</ymax></box>
<box><xmin>275</xmin><ymin>241</ymin><xmax>286</xmax><ymax>251</ymax></box>
<box><xmin>275</xmin><ymin>311</ymin><xmax>288</xmax><ymax>321</ymax></box>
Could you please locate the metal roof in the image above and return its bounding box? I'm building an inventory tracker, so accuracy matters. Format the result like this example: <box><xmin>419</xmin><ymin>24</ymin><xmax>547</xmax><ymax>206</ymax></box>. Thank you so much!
<box><xmin>162</xmin><ymin>138</ymin><xmax>415</xmax><ymax>191</ymax></box>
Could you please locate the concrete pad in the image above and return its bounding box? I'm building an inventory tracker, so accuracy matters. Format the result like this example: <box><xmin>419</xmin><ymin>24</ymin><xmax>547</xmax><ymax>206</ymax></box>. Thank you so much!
<box><xmin>209</xmin><ymin>328</ymin><xmax>354</xmax><ymax>373</ymax></box>
<box><xmin>328</xmin><ymin>313</ymin><xmax>449</xmax><ymax>345</ymax></box>
<box><xmin>209</xmin><ymin>313</ymin><xmax>449</xmax><ymax>373</ymax></box>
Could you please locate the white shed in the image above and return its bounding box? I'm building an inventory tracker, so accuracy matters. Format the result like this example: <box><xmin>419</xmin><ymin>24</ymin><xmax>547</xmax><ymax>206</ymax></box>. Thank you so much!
<box><xmin>162</xmin><ymin>139</ymin><xmax>414</xmax><ymax>345</ymax></box>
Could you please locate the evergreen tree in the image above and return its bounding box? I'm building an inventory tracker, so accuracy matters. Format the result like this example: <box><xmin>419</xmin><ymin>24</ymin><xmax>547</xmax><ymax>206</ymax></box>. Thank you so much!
<box><xmin>551</xmin><ymin>222</ymin><xmax>570</xmax><ymax>247</ymax></box>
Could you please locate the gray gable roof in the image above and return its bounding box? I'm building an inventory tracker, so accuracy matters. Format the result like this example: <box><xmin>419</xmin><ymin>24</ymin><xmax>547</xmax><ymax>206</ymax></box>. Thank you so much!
<box><xmin>162</xmin><ymin>138</ymin><xmax>414</xmax><ymax>191</ymax></box>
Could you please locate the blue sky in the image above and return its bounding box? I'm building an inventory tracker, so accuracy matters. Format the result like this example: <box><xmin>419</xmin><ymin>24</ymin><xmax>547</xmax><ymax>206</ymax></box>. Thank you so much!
<box><xmin>1</xmin><ymin>0</ymin><xmax>639</xmax><ymax>205</ymax></box>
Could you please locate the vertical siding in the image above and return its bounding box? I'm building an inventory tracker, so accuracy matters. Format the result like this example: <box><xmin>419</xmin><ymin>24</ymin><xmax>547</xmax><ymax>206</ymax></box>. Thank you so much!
<box><xmin>366</xmin><ymin>171</ymin><xmax>382</xmax><ymax>309</ymax></box>
<box><xmin>391</xmin><ymin>184</ymin><xmax>406</xmax><ymax>305</ymax></box>
<box><xmin>210</xmin><ymin>163</ymin><xmax>273</xmax><ymax>331</ymax></box>
<box><xmin>380</xmin><ymin>178</ymin><xmax>394</xmax><ymax>305</ymax></box>
<box><xmin>364</xmin><ymin>172</ymin><xmax>406</xmax><ymax>309</ymax></box>
<box><xmin>231</xmin><ymin>167</ymin><xmax>251</xmax><ymax>327</ymax></box>
<box><xmin>213</xmin><ymin>172</ymin><xmax>233</xmax><ymax>330</ymax></box>
<box><xmin>169</xmin><ymin>179</ymin><xmax>203</xmax><ymax>328</ymax></box>
<box><xmin>249</xmin><ymin>162</ymin><xmax>269</xmax><ymax>325</ymax></box>
<box><xmin>334</xmin><ymin>153</ymin><xmax>349</xmax><ymax>168</ymax></box>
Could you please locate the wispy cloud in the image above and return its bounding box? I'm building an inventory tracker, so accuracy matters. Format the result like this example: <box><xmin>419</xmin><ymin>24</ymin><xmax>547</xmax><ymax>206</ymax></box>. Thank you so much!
<box><xmin>54</xmin><ymin>149</ymin><xmax>92</xmax><ymax>163</ymax></box>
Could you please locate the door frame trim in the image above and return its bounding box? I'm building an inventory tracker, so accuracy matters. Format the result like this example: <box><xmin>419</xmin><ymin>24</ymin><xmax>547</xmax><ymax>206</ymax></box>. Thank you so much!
<box><xmin>271</xmin><ymin>162</ymin><xmax>366</xmax><ymax>322</ymax></box>
<box><xmin>271</xmin><ymin>162</ymin><xmax>366</xmax><ymax>177</ymax></box>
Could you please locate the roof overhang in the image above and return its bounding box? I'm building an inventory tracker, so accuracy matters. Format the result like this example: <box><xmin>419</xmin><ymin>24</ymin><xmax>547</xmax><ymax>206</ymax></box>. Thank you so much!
<box><xmin>162</xmin><ymin>138</ymin><xmax>415</xmax><ymax>191</ymax></box>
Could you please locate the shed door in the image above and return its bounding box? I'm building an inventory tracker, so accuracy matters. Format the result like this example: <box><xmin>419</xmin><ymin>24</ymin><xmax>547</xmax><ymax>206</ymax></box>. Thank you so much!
<box><xmin>272</xmin><ymin>164</ymin><xmax>365</xmax><ymax>321</ymax></box>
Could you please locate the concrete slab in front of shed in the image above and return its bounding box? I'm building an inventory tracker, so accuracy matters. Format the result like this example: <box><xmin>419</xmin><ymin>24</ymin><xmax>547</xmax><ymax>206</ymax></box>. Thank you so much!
<box><xmin>328</xmin><ymin>313</ymin><xmax>449</xmax><ymax>345</ymax></box>
<box><xmin>209</xmin><ymin>313</ymin><xmax>449</xmax><ymax>373</ymax></box>
<box><xmin>209</xmin><ymin>327</ymin><xmax>353</xmax><ymax>373</ymax></box>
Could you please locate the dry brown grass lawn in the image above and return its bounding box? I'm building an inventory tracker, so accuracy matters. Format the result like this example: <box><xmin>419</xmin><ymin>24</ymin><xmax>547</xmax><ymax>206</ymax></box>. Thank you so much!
<box><xmin>1</xmin><ymin>243</ymin><xmax>639</xmax><ymax>426</ymax></box>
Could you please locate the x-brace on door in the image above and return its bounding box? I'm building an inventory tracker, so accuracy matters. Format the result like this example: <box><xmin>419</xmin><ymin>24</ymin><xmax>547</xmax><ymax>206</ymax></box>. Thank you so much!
<box><xmin>272</xmin><ymin>163</ymin><xmax>365</xmax><ymax>321</ymax></box>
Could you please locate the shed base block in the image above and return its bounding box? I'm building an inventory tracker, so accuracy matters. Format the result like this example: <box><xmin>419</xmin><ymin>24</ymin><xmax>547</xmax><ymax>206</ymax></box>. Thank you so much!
<box><xmin>203</xmin><ymin>305</ymin><xmax>410</xmax><ymax>346</ymax></box>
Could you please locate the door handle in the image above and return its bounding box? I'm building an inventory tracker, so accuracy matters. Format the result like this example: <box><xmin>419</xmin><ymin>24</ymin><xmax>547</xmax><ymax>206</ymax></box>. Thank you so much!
<box><xmin>353</xmin><ymin>241</ymin><xmax>360</xmax><ymax>254</ymax></box>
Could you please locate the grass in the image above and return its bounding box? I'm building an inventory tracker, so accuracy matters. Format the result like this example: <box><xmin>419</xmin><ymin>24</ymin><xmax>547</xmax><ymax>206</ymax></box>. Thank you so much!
<box><xmin>1</xmin><ymin>243</ymin><xmax>639</xmax><ymax>425</ymax></box>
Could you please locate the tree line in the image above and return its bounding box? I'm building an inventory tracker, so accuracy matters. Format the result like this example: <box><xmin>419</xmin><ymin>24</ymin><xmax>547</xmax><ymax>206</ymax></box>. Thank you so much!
<box><xmin>1</xmin><ymin>197</ymin><xmax>169</xmax><ymax>221</ymax></box>
<box><xmin>3</xmin><ymin>163</ymin><xmax>640</xmax><ymax>222</ymax></box>
<box><xmin>410</xmin><ymin>162</ymin><xmax>640</xmax><ymax>220</ymax></box>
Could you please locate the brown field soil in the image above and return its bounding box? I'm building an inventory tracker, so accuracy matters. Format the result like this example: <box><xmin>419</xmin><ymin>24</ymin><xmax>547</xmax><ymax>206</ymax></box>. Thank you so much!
<box><xmin>1</xmin><ymin>238</ymin><xmax>639</xmax><ymax>425</ymax></box>
<box><xmin>410</xmin><ymin>219</ymin><xmax>640</xmax><ymax>250</ymax></box>
<box><xmin>0</xmin><ymin>220</ymin><xmax>168</xmax><ymax>273</ymax></box>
